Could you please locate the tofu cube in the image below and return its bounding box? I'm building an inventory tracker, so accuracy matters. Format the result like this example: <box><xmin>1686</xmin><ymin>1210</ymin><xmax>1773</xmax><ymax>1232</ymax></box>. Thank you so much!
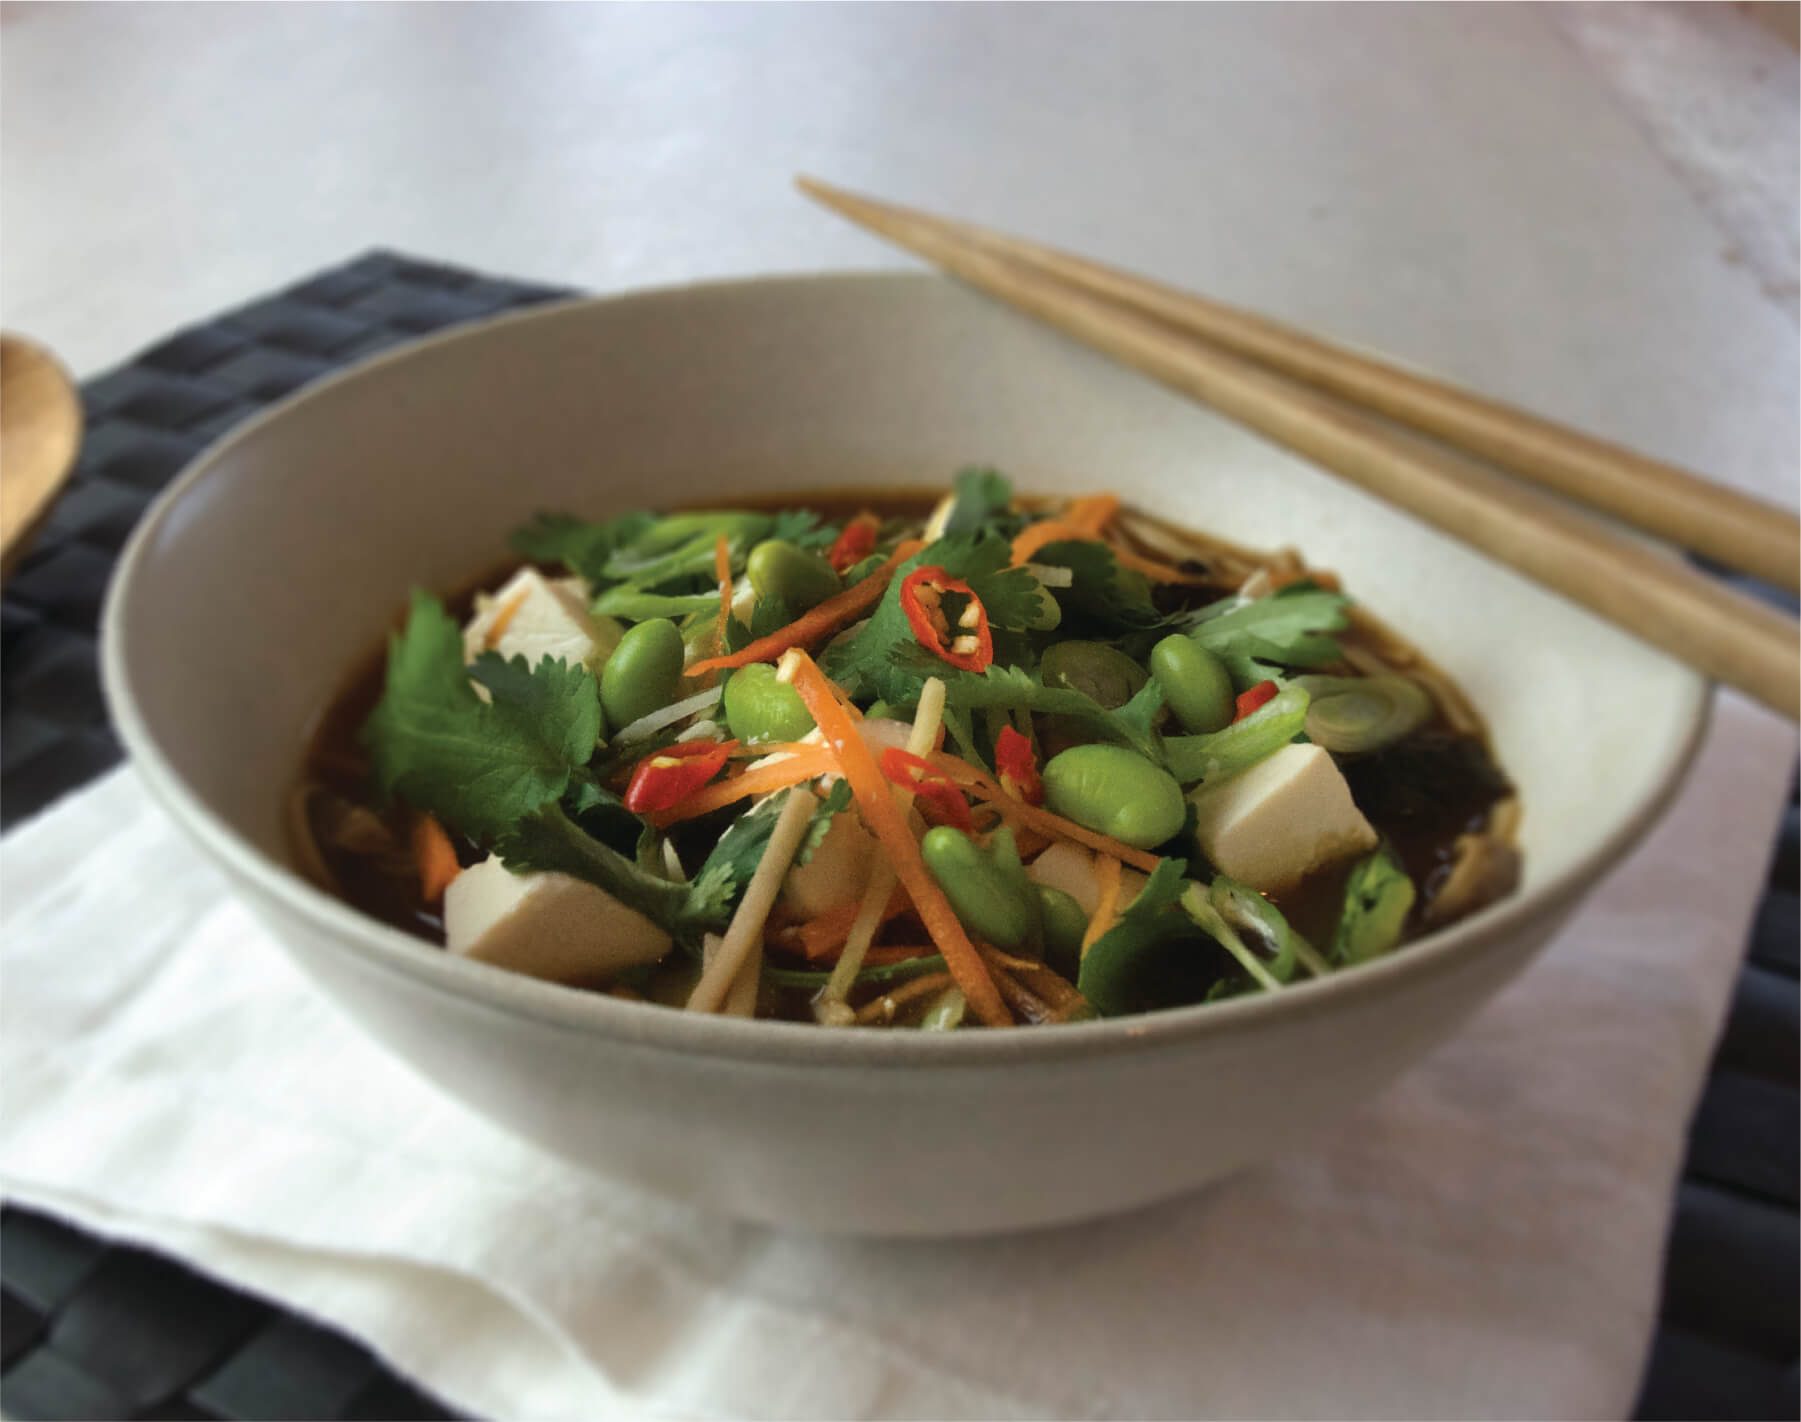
<box><xmin>444</xmin><ymin>854</ymin><xmax>672</xmax><ymax>985</ymax></box>
<box><xmin>462</xmin><ymin>568</ymin><xmax>622</xmax><ymax>673</ymax></box>
<box><xmin>1188</xmin><ymin>743</ymin><xmax>1377</xmax><ymax>893</ymax></box>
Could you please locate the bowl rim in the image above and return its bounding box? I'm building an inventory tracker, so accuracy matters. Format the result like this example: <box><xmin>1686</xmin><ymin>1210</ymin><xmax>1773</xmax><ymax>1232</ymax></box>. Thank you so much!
<box><xmin>101</xmin><ymin>269</ymin><xmax>1713</xmax><ymax>1069</ymax></box>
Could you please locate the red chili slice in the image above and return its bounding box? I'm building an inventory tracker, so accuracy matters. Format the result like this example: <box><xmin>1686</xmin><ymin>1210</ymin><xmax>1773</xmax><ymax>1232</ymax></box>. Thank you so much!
<box><xmin>623</xmin><ymin>739</ymin><xmax>739</xmax><ymax>814</ymax></box>
<box><xmin>993</xmin><ymin>724</ymin><xmax>1044</xmax><ymax>805</ymax></box>
<box><xmin>878</xmin><ymin>746</ymin><xmax>974</xmax><ymax>832</ymax></box>
<box><xmin>826</xmin><ymin>512</ymin><xmax>881</xmax><ymax>573</ymax></box>
<box><xmin>1233</xmin><ymin>680</ymin><xmax>1280</xmax><ymax>723</ymax></box>
<box><xmin>899</xmin><ymin>566</ymin><xmax>994</xmax><ymax>673</ymax></box>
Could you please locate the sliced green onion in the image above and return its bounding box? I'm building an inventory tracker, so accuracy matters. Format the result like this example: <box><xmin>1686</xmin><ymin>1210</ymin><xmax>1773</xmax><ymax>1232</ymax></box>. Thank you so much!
<box><xmin>919</xmin><ymin>986</ymin><xmax>968</xmax><ymax>1030</ymax></box>
<box><xmin>1293</xmin><ymin>675</ymin><xmax>1432</xmax><ymax>754</ymax></box>
<box><xmin>1164</xmin><ymin>683</ymin><xmax>1310</xmax><ymax>787</ymax></box>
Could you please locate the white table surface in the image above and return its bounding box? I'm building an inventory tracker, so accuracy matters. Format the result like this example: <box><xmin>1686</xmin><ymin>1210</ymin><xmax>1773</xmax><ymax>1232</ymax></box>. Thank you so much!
<box><xmin>1</xmin><ymin>1</ymin><xmax>1795</xmax><ymax>1413</ymax></box>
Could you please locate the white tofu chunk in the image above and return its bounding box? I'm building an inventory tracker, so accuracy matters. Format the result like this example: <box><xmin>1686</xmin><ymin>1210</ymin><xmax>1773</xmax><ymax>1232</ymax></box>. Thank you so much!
<box><xmin>1188</xmin><ymin>743</ymin><xmax>1377</xmax><ymax>893</ymax></box>
<box><xmin>462</xmin><ymin>568</ymin><xmax>622</xmax><ymax>673</ymax></box>
<box><xmin>444</xmin><ymin>854</ymin><xmax>671</xmax><ymax>986</ymax></box>
<box><xmin>1025</xmin><ymin>841</ymin><xmax>1147</xmax><ymax>918</ymax></box>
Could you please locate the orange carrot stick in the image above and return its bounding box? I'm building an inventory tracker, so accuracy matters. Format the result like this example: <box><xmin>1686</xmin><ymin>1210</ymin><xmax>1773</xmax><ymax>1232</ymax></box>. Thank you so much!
<box><xmin>686</xmin><ymin>539</ymin><xmax>925</xmax><ymax>675</ymax></box>
<box><xmin>1065</xmin><ymin>494</ymin><xmax>1121</xmax><ymax>537</ymax></box>
<box><xmin>648</xmin><ymin>748</ymin><xmax>838</xmax><ymax>825</ymax></box>
<box><xmin>483</xmin><ymin>589</ymin><xmax>530</xmax><ymax>648</ymax></box>
<box><xmin>412</xmin><ymin>814</ymin><xmax>462</xmax><ymax>903</ymax></box>
<box><xmin>781</xmin><ymin>650</ymin><xmax>1011</xmax><ymax>1028</ymax></box>
<box><xmin>1010</xmin><ymin>518</ymin><xmax>1087</xmax><ymax>568</ymax></box>
<box><xmin>793</xmin><ymin>884</ymin><xmax>910</xmax><ymax>960</ymax></box>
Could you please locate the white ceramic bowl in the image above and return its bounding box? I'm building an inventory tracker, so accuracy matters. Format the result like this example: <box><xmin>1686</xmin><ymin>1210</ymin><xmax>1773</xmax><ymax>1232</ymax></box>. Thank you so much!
<box><xmin>102</xmin><ymin>273</ymin><xmax>1706</xmax><ymax>1236</ymax></box>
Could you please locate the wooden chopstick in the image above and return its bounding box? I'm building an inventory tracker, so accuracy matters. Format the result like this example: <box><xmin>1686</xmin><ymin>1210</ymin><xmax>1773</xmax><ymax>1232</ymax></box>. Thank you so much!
<box><xmin>801</xmin><ymin>178</ymin><xmax>1799</xmax><ymax>597</ymax></box>
<box><xmin>797</xmin><ymin>177</ymin><xmax>1801</xmax><ymax>722</ymax></box>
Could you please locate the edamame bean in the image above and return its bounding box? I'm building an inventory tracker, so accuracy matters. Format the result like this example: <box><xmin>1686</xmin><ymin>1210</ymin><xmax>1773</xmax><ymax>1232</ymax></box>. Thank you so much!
<box><xmin>1041</xmin><ymin>744</ymin><xmax>1186</xmax><ymax>849</ymax></box>
<box><xmin>920</xmin><ymin>825</ymin><xmax>1033</xmax><ymax>948</ymax></box>
<box><xmin>722</xmin><ymin>663</ymin><xmax>815</xmax><ymax>744</ymax></box>
<box><xmin>1040</xmin><ymin>641</ymin><xmax>1148</xmax><ymax>709</ymax></box>
<box><xmin>1035</xmin><ymin>884</ymin><xmax>1089</xmax><ymax>979</ymax></box>
<box><xmin>599</xmin><ymin>617</ymin><xmax>685</xmax><ymax>731</ymax></box>
<box><xmin>747</xmin><ymin>539</ymin><xmax>841</xmax><ymax>613</ymax></box>
<box><xmin>1150</xmin><ymin>635</ymin><xmax>1235</xmax><ymax>734</ymax></box>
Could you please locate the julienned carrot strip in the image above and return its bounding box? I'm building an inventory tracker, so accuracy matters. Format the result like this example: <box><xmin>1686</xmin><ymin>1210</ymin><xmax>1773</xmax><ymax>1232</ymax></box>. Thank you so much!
<box><xmin>712</xmin><ymin>533</ymin><xmax>733</xmax><ymax>658</ymax></box>
<box><xmin>648</xmin><ymin>748</ymin><xmax>838</xmax><ymax>825</ymax></box>
<box><xmin>412</xmin><ymin>814</ymin><xmax>462</xmax><ymax>903</ymax></box>
<box><xmin>483</xmin><ymin>589</ymin><xmax>530</xmax><ymax>648</ymax></box>
<box><xmin>1010</xmin><ymin>518</ymin><xmax>1086</xmax><ymax>568</ymax></box>
<box><xmin>928</xmin><ymin>753</ymin><xmax>1165</xmax><ymax>873</ymax></box>
<box><xmin>793</xmin><ymin>885</ymin><xmax>910</xmax><ymax>959</ymax></box>
<box><xmin>685</xmin><ymin>539</ymin><xmax>926</xmax><ymax>675</ymax></box>
<box><xmin>1082</xmin><ymin>853</ymin><xmax>1123</xmax><ymax>957</ymax></box>
<box><xmin>780</xmin><ymin>651</ymin><xmax>1012</xmax><ymax>1028</ymax></box>
<box><xmin>1065</xmin><ymin>494</ymin><xmax>1120</xmax><ymax>538</ymax></box>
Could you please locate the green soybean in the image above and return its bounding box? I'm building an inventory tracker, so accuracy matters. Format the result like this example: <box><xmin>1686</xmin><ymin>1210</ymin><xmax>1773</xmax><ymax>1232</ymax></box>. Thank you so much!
<box><xmin>1041</xmin><ymin>744</ymin><xmax>1186</xmax><ymax>849</ymax></box>
<box><xmin>1036</xmin><ymin>884</ymin><xmax>1089</xmax><ymax>979</ymax></box>
<box><xmin>747</xmin><ymin>539</ymin><xmax>841</xmax><ymax>613</ymax></box>
<box><xmin>1040</xmin><ymin>641</ymin><xmax>1148</xmax><ymax>710</ymax></box>
<box><xmin>1150</xmin><ymin>635</ymin><xmax>1235</xmax><ymax>734</ymax></box>
<box><xmin>599</xmin><ymin>617</ymin><xmax>686</xmax><ymax>731</ymax></box>
<box><xmin>722</xmin><ymin>663</ymin><xmax>815</xmax><ymax>744</ymax></box>
<box><xmin>920</xmin><ymin>825</ymin><xmax>1033</xmax><ymax>948</ymax></box>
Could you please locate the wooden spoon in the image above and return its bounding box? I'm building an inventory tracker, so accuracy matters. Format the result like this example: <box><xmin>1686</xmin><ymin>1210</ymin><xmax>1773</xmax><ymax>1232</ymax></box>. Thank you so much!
<box><xmin>1</xmin><ymin>333</ymin><xmax>83</xmax><ymax>582</ymax></box>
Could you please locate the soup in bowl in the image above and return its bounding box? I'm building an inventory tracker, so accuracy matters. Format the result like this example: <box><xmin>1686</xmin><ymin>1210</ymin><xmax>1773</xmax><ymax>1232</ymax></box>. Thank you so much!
<box><xmin>102</xmin><ymin>273</ymin><xmax>1705</xmax><ymax>1234</ymax></box>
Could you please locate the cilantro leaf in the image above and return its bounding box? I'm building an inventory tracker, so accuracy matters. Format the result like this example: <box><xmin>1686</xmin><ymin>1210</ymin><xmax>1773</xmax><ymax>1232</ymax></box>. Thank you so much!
<box><xmin>942</xmin><ymin>467</ymin><xmax>1020</xmax><ymax>537</ymax></box>
<box><xmin>689</xmin><ymin>778</ymin><xmax>849</xmax><ymax>903</ymax></box>
<box><xmin>1030</xmin><ymin>539</ymin><xmax>1165</xmax><ymax>631</ymax></box>
<box><xmin>929</xmin><ymin>664</ymin><xmax>1165</xmax><ymax>762</ymax></box>
<box><xmin>361</xmin><ymin>591</ymin><xmax>602</xmax><ymax>842</ymax></box>
<box><xmin>495</xmin><ymin>802</ymin><xmax>732</xmax><ymax>940</ymax></box>
<box><xmin>511</xmin><ymin>511</ymin><xmax>657</xmax><ymax>586</ymax></box>
<box><xmin>1183</xmin><ymin>586</ymin><xmax>1349</xmax><ymax>676</ymax></box>
<box><xmin>1078</xmin><ymin>860</ymin><xmax>1220</xmax><ymax>1016</ymax></box>
<box><xmin>822</xmin><ymin>532</ymin><xmax>1048</xmax><ymax>702</ymax></box>
<box><xmin>768</xmin><ymin>509</ymin><xmax>837</xmax><ymax>550</ymax></box>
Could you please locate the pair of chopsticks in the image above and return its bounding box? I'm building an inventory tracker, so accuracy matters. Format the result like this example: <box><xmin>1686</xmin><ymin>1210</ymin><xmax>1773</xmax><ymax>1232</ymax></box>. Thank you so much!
<box><xmin>797</xmin><ymin>177</ymin><xmax>1801</xmax><ymax>723</ymax></box>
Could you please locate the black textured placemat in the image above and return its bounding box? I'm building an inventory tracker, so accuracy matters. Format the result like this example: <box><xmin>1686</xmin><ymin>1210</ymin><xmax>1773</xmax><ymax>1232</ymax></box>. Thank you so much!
<box><xmin>0</xmin><ymin>251</ymin><xmax>1795</xmax><ymax>1421</ymax></box>
<box><xmin>1</xmin><ymin>250</ymin><xmax>572</xmax><ymax>1422</ymax></box>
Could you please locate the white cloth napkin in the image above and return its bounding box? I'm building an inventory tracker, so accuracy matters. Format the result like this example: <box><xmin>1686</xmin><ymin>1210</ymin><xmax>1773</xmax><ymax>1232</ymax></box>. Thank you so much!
<box><xmin>2</xmin><ymin>695</ymin><xmax>1792</xmax><ymax>1422</ymax></box>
